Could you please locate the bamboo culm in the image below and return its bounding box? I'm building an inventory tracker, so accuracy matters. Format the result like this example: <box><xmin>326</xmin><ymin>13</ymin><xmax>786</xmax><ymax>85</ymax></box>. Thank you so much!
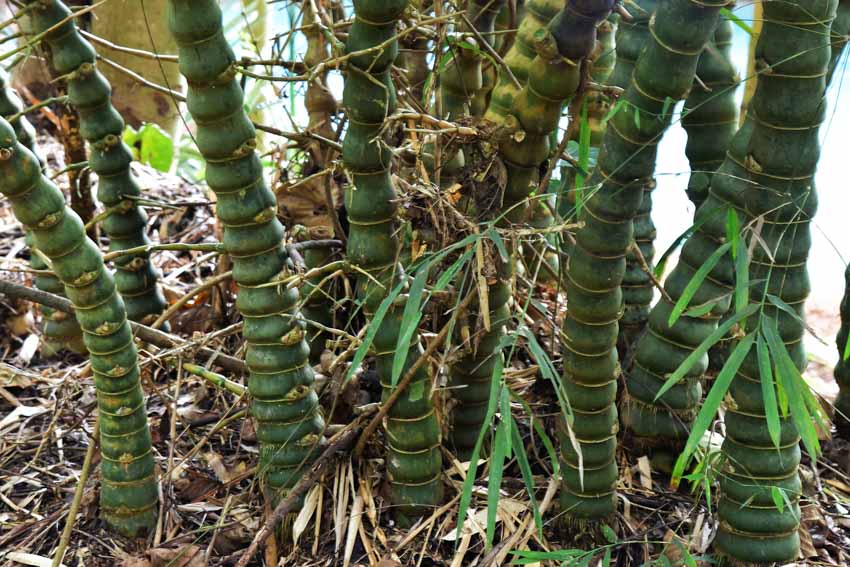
<box><xmin>834</xmin><ymin>265</ymin><xmax>850</xmax><ymax>437</ymax></box>
<box><xmin>447</xmin><ymin>0</ymin><xmax>615</xmax><ymax>459</ymax></box>
<box><xmin>167</xmin><ymin>0</ymin><xmax>326</xmax><ymax>502</ymax></box>
<box><xmin>561</xmin><ymin>0</ymin><xmax>726</xmax><ymax>524</ymax></box>
<box><xmin>620</xmin><ymin>22</ymin><xmax>743</xmax><ymax>457</ymax></box>
<box><xmin>342</xmin><ymin>0</ymin><xmax>443</xmax><ymax>524</ymax></box>
<box><xmin>682</xmin><ymin>18</ymin><xmax>740</xmax><ymax>210</ymax></box>
<box><xmin>440</xmin><ymin>0</ymin><xmax>507</xmax><ymax>120</ymax></box>
<box><xmin>299</xmin><ymin>0</ymin><xmax>340</xmax><ymax>362</ymax></box>
<box><xmin>28</xmin><ymin>0</ymin><xmax>167</xmax><ymax>326</ymax></box>
<box><xmin>484</xmin><ymin>0</ymin><xmax>565</xmax><ymax>125</ymax></box>
<box><xmin>0</xmin><ymin>118</ymin><xmax>157</xmax><ymax>536</ymax></box>
<box><xmin>831</xmin><ymin>0</ymin><xmax>850</xmax><ymax>438</ymax></box>
<box><xmin>682</xmin><ymin>18</ymin><xmax>740</xmax><ymax>369</ymax></box>
<box><xmin>0</xmin><ymin>71</ymin><xmax>86</xmax><ymax>354</ymax></box>
<box><xmin>605</xmin><ymin>0</ymin><xmax>657</xmax><ymax>345</ymax></box>
<box><xmin>716</xmin><ymin>1</ymin><xmax>835</xmax><ymax>562</ymax></box>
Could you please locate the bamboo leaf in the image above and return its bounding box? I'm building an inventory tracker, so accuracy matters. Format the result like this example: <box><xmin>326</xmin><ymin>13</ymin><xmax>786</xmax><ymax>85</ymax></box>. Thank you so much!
<box><xmin>456</xmin><ymin>353</ymin><xmax>506</xmax><ymax>542</ymax></box>
<box><xmin>486</xmin><ymin>390</ymin><xmax>510</xmax><ymax>550</ymax></box>
<box><xmin>765</xmin><ymin>294</ymin><xmax>828</xmax><ymax>345</ymax></box>
<box><xmin>575</xmin><ymin>99</ymin><xmax>591</xmax><ymax>216</ymax></box>
<box><xmin>391</xmin><ymin>268</ymin><xmax>428</xmax><ymax>387</ymax></box>
<box><xmin>726</xmin><ymin>208</ymin><xmax>740</xmax><ymax>260</ymax></box>
<box><xmin>721</xmin><ymin>7</ymin><xmax>754</xmax><ymax>35</ymax></box>
<box><xmin>510</xmin><ymin>414</ymin><xmax>543</xmax><ymax>537</ymax></box>
<box><xmin>763</xmin><ymin>321</ymin><xmax>820</xmax><ymax>458</ymax></box>
<box><xmin>345</xmin><ymin>281</ymin><xmax>403</xmax><ymax>383</ymax></box>
<box><xmin>486</xmin><ymin>227</ymin><xmax>509</xmax><ymax>264</ymax></box>
<box><xmin>672</xmin><ymin>332</ymin><xmax>756</xmax><ymax>485</ymax></box>
<box><xmin>734</xmin><ymin>238</ymin><xmax>750</xmax><ymax>315</ymax></box>
<box><xmin>843</xmin><ymin>334</ymin><xmax>850</xmax><ymax>361</ymax></box>
<box><xmin>656</xmin><ymin>303</ymin><xmax>758</xmax><ymax>401</ymax></box>
<box><xmin>668</xmin><ymin>241</ymin><xmax>733</xmax><ymax>326</ymax></box>
<box><xmin>756</xmin><ymin>333</ymin><xmax>782</xmax><ymax>448</ymax></box>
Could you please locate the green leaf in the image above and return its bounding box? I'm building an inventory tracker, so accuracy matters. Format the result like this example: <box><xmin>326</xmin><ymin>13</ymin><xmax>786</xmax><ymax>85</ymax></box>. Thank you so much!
<box><xmin>668</xmin><ymin>241</ymin><xmax>733</xmax><ymax>326</ymax></box>
<box><xmin>391</xmin><ymin>268</ymin><xmax>428</xmax><ymax>387</ymax></box>
<box><xmin>763</xmin><ymin>320</ymin><xmax>821</xmax><ymax>459</ymax></box>
<box><xmin>734</xmin><ymin>235</ymin><xmax>750</xmax><ymax>315</ymax></box>
<box><xmin>757</xmin><ymin>333</ymin><xmax>782</xmax><ymax>448</ymax></box>
<box><xmin>656</xmin><ymin>303</ymin><xmax>759</xmax><ymax>401</ymax></box>
<box><xmin>486</xmin><ymin>403</ymin><xmax>510</xmax><ymax>550</ymax></box>
<box><xmin>672</xmin><ymin>332</ymin><xmax>756</xmax><ymax>485</ymax></box>
<box><xmin>344</xmin><ymin>281</ymin><xmax>404</xmax><ymax>383</ymax></box>
<box><xmin>456</xmin><ymin>357</ymin><xmax>505</xmax><ymax>543</ymax></box>
<box><xmin>721</xmin><ymin>7</ymin><xmax>754</xmax><ymax>35</ymax></box>
<box><xmin>726</xmin><ymin>208</ymin><xmax>740</xmax><ymax>260</ymax></box>
<box><xmin>510</xmin><ymin>415</ymin><xmax>543</xmax><ymax>537</ymax></box>
<box><xmin>771</xmin><ymin>486</ymin><xmax>785</xmax><ymax>512</ymax></box>
<box><xmin>487</xmin><ymin>227</ymin><xmax>509</xmax><ymax>264</ymax></box>
<box><xmin>843</xmin><ymin>333</ymin><xmax>850</xmax><ymax>361</ymax></box>
<box><xmin>600</xmin><ymin>524</ymin><xmax>617</xmax><ymax>544</ymax></box>
<box><xmin>765</xmin><ymin>294</ymin><xmax>827</xmax><ymax>345</ymax></box>
<box><xmin>138</xmin><ymin>123</ymin><xmax>175</xmax><ymax>172</ymax></box>
<box><xmin>575</xmin><ymin>99</ymin><xmax>591</xmax><ymax>216</ymax></box>
<box><xmin>601</xmin><ymin>99</ymin><xmax>625</xmax><ymax>128</ymax></box>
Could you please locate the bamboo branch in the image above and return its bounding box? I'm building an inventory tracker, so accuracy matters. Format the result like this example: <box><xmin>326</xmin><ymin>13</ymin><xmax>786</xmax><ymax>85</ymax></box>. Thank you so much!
<box><xmin>0</xmin><ymin>279</ymin><xmax>247</xmax><ymax>374</ymax></box>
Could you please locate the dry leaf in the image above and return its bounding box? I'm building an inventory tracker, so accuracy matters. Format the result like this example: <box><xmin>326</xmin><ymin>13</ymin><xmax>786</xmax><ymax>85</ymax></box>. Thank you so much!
<box><xmin>149</xmin><ymin>544</ymin><xmax>205</xmax><ymax>567</ymax></box>
<box><xmin>637</xmin><ymin>456</ymin><xmax>653</xmax><ymax>490</ymax></box>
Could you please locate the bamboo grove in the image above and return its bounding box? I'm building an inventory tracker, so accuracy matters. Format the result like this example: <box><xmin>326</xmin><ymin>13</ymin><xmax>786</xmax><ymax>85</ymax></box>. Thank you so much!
<box><xmin>0</xmin><ymin>0</ymin><xmax>848</xmax><ymax>564</ymax></box>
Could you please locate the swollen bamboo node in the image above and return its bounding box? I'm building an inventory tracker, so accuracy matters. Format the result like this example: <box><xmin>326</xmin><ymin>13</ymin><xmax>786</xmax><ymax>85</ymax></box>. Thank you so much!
<box><xmin>0</xmin><ymin>118</ymin><xmax>157</xmax><ymax>537</ymax></box>
<box><xmin>343</xmin><ymin>0</ymin><xmax>443</xmax><ymax>525</ymax></box>
<box><xmin>562</xmin><ymin>0</ymin><xmax>728</xmax><ymax>526</ymax></box>
<box><xmin>28</xmin><ymin>0</ymin><xmax>167</xmax><ymax>326</ymax></box>
<box><xmin>166</xmin><ymin>0</ymin><xmax>326</xmax><ymax>504</ymax></box>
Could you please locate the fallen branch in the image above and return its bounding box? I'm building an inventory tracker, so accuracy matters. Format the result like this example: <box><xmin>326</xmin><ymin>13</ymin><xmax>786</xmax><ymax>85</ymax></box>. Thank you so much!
<box><xmin>233</xmin><ymin>406</ymin><xmax>378</xmax><ymax>567</ymax></box>
<box><xmin>0</xmin><ymin>279</ymin><xmax>247</xmax><ymax>374</ymax></box>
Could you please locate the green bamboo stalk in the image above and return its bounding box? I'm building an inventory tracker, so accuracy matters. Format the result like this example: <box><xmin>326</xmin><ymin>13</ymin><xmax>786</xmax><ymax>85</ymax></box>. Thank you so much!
<box><xmin>835</xmin><ymin>265</ymin><xmax>850</xmax><ymax>437</ymax></box>
<box><xmin>828</xmin><ymin>0</ymin><xmax>850</xmax><ymax>83</ymax></box>
<box><xmin>604</xmin><ymin>0</ymin><xmax>657</xmax><ymax>346</ymax></box>
<box><xmin>831</xmin><ymin>0</ymin><xmax>850</xmax><ymax>439</ymax></box>
<box><xmin>427</xmin><ymin>0</ymin><xmax>508</xmax><ymax>191</ymax></box>
<box><xmin>166</xmin><ymin>0</ymin><xmax>326</xmax><ymax>503</ymax></box>
<box><xmin>470</xmin><ymin>2</ymin><xmax>512</xmax><ymax>116</ymax></box>
<box><xmin>0</xmin><ymin>71</ymin><xmax>86</xmax><ymax>354</ymax></box>
<box><xmin>556</xmin><ymin>13</ymin><xmax>618</xmax><ymax>219</ymax></box>
<box><xmin>440</xmin><ymin>0</ymin><xmax>507</xmax><ymax>119</ymax></box>
<box><xmin>717</xmin><ymin>1</ymin><xmax>836</xmax><ymax>561</ymax></box>
<box><xmin>400</xmin><ymin>0</ymin><xmax>432</xmax><ymax>104</ymax></box>
<box><xmin>682</xmin><ymin>17</ymin><xmax>740</xmax><ymax>210</ymax></box>
<box><xmin>0</xmin><ymin>118</ymin><xmax>157</xmax><ymax>536</ymax></box>
<box><xmin>342</xmin><ymin>0</ymin><xmax>442</xmax><ymax>524</ymax></box>
<box><xmin>448</xmin><ymin>0</ymin><xmax>615</xmax><ymax>459</ymax></box>
<box><xmin>300</xmin><ymin>0</ymin><xmax>340</xmax><ymax>363</ymax></box>
<box><xmin>683</xmin><ymin>18</ymin><xmax>741</xmax><ymax>368</ymax></box>
<box><xmin>28</xmin><ymin>0</ymin><xmax>167</xmax><ymax>326</ymax></box>
<box><xmin>483</xmin><ymin>0</ymin><xmax>564</xmax><ymax>125</ymax></box>
<box><xmin>561</xmin><ymin>0</ymin><xmax>726</xmax><ymax>524</ymax></box>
